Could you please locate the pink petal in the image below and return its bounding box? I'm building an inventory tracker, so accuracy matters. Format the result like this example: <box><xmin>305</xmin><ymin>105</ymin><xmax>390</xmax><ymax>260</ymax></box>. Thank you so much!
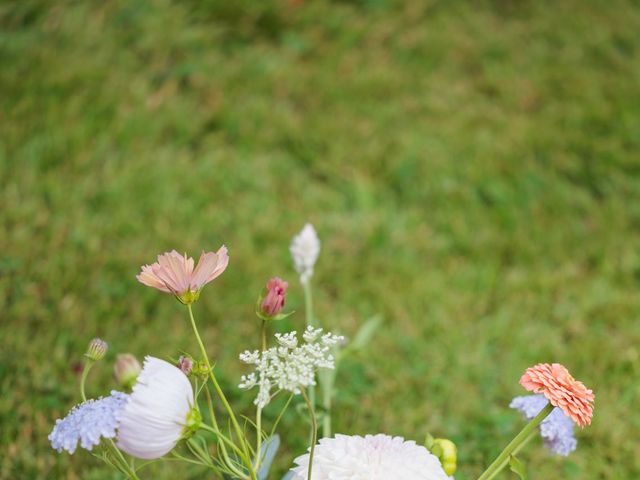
<box><xmin>154</xmin><ymin>251</ymin><xmax>192</xmax><ymax>294</ymax></box>
<box><xmin>190</xmin><ymin>246</ymin><xmax>229</xmax><ymax>290</ymax></box>
<box><xmin>136</xmin><ymin>264</ymin><xmax>172</xmax><ymax>293</ymax></box>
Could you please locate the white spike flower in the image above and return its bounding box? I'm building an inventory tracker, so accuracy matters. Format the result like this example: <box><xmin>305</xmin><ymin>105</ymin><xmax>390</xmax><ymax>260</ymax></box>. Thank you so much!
<box><xmin>291</xmin><ymin>434</ymin><xmax>452</xmax><ymax>480</ymax></box>
<box><xmin>290</xmin><ymin>223</ymin><xmax>320</xmax><ymax>284</ymax></box>
<box><xmin>116</xmin><ymin>356</ymin><xmax>195</xmax><ymax>459</ymax></box>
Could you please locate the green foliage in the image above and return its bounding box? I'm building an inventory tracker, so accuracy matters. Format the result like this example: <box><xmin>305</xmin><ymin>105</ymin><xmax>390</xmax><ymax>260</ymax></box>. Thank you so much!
<box><xmin>2</xmin><ymin>0</ymin><xmax>640</xmax><ymax>478</ymax></box>
<box><xmin>509</xmin><ymin>455</ymin><xmax>527</xmax><ymax>480</ymax></box>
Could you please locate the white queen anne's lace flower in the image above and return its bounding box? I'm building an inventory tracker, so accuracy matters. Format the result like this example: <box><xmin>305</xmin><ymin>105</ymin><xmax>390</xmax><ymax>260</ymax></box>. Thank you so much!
<box><xmin>49</xmin><ymin>391</ymin><xmax>129</xmax><ymax>454</ymax></box>
<box><xmin>116</xmin><ymin>356</ymin><xmax>194</xmax><ymax>459</ymax></box>
<box><xmin>291</xmin><ymin>434</ymin><xmax>451</xmax><ymax>480</ymax></box>
<box><xmin>239</xmin><ymin>327</ymin><xmax>344</xmax><ymax>408</ymax></box>
<box><xmin>290</xmin><ymin>223</ymin><xmax>320</xmax><ymax>284</ymax></box>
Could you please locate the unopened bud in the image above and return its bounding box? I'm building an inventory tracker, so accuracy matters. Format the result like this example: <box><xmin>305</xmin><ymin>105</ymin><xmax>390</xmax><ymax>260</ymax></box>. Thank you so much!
<box><xmin>113</xmin><ymin>354</ymin><xmax>141</xmax><ymax>389</ymax></box>
<box><xmin>178</xmin><ymin>355</ymin><xmax>193</xmax><ymax>375</ymax></box>
<box><xmin>432</xmin><ymin>438</ymin><xmax>457</xmax><ymax>476</ymax></box>
<box><xmin>258</xmin><ymin>277</ymin><xmax>289</xmax><ymax>319</ymax></box>
<box><xmin>85</xmin><ymin>338</ymin><xmax>108</xmax><ymax>361</ymax></box>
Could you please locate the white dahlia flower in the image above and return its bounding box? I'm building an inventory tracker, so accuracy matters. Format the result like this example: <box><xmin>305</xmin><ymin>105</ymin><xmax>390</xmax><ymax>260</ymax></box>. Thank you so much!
<box><xmin>290</xmin><ymin>223</ymin><xmax>320</xmax><ymax>284</ymax></box>
<box><xmin>116</xmin><ymin>356</ymin><xmax>195</xmax><ymax>459</ymax></box>
<box><xmin>290</xmin><ymin>434</ymin><xmax>451</xmax><ymax>480</ymax></box>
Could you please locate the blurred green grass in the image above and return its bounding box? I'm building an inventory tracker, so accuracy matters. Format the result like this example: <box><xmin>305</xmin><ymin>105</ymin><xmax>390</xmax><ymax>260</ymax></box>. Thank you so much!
<box><xmin>2</xmin><ymin>0</ymin><xmax>640</xmax><ymax>478</ymax></box>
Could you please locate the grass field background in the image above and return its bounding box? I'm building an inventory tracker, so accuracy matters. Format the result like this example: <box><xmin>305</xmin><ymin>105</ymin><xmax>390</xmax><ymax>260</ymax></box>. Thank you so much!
<box><xmin>2</xmin><ymin>0</ymin><xmax>640</xmax><ymax>478</ymax></box>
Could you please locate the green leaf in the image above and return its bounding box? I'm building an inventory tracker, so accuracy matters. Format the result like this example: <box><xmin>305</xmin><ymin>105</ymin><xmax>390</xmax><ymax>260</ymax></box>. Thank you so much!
<box><xmin>424</xmin><ymin>432</ymin><xmax>435</xmax><ymax>449</ymax></box>
<box><xmin>509</xmin><ymin>455</ymin><xmax>528</xmax><ymax>480</ymax></box>
<box><xmin>344</xmin><ymin>315</ymin><xmax>383</xmax><ymax>354</ymax></box>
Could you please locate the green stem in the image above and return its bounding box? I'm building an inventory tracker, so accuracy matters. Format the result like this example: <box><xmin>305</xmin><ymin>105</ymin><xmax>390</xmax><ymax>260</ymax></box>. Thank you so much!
<box><xmin>321</xmin><ymin>369</ymin><xmax>334</xmax><ymax>438</ymax></box>
<box><xmin>255</xmin><ymin>406</ymin><xmax>263</xmax><ymax>471</ymax></box>
<box><xmin>261</xmin><ymin>319</ymin><xmax>267</xmax><ymax>351</ymax></box>
<box><xmin>105</xmin><ymin>439</ymin><xmax>141</xmax><ymax>480</ymax></box>
<box><xmin>186</xmin><ymin>303</ymin><xmax>257</xmax><ymax>480</ymax></box>
<box><xmin>79</xmin><ymin>360</ymin><xmax>95</xmax><ymax>402</ymax></box>
<box><xmin>303</xmin><ymin>281</ymin><xmax>317</xmax><ymax>411</ymax></box>
<box><xmin>303</xmin><ymin>281</ymin><xmax>315</xmax><ymax>327</ymax></box>
<box><xmin>269</xmin><ymin>393</ymin><xmax>295</xmax><ymax>438</ymax></box>
<box><xmin>300</xmin><ymin>389</ymin><xmax>317</xmax><ymax>480</ymax></box>
<box><xmin>79</xmin><ymin>362</ymin><xmax>139</xmax><ymax>480</ymax></box>
<box><xmin>493</xmin><ymin>427</ymin><xmax>538</xmax><ymax>475</ymax></box>
<box><xmin>477</xmin><ymin>403</ymin><xmax>554</xmax><ymax>480</ymax></box>
<box><xmin>255</xmin><ymin>319</ymin><xmax>268</xmax><ymax>469</ymax></box>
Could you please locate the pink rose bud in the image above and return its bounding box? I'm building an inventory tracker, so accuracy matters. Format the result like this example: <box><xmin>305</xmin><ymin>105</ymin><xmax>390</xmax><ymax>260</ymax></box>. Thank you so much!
<box><xmin>260</xmin><ymin>277</ymin><xmax>289</xmax><ymax>318</ymax></box>
<box><xmin>113</xmin><ymin>354</ymin><xmax>142</xmax><ymax>389</ymax></box>
<box><xmin>178</xmin><ymin>355</ymin><xmax>193</xmax><ymax>375</ymax></box>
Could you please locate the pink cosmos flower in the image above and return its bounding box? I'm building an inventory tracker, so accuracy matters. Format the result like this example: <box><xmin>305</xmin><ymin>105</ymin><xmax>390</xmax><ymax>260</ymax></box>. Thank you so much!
<box><xmin>137</xmin><ymin>247</ymin><xmax>229</xmax><ymax>303</ymax></box>
<box><xmin>260</xmin><ymin>277</ymin><xmax>288</xmax><ymax>318</ymax></box>
<box><xmin>520</xmin><ymin>363</ymin><xmax>594</xmax><ymax>427</ymax></box>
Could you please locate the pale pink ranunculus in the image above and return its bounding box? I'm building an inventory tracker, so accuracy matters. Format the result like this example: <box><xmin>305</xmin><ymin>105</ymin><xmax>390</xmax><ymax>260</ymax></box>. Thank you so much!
<box><xmin>137</xmin><ymin>247</ymin><xmax>229</xmax><ymax>302</ymax></box>
<box><xmin>520</xmin><ymin>363</ymin><xmax>594</xmax><ymax>427</ymax></box>
<box><xmin>260</xmin><ymin>277</ymin><xmax>288</xmax><ymax>318</ymax></box>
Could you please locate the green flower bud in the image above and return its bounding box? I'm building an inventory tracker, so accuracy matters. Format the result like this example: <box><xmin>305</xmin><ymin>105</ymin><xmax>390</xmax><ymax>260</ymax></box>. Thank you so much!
<box><xmin>182</xmin><ymin>407</ymin><xmax>202</xmax><ymax>439</ymax></box>
<box><xmin>113</xmin><ymin>353</ymin><xmax>142</xmax><ymax>390</ymax></box>
<box><xmin>432</xmin><ymin>438</ymin><xmax>457</xmax><ymax>476</ymax></box>
<box><xmin>85</xmin><ymin>338</ymin><xmax>108</xmax><ymax>361</ymax></box>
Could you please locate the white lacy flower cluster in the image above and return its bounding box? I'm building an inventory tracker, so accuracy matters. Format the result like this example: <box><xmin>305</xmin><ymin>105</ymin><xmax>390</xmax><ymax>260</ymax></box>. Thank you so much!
<box><xmin>239</xmin><ymin>327</ymin><xmax>344</xmax><ymax>408</ymax></box>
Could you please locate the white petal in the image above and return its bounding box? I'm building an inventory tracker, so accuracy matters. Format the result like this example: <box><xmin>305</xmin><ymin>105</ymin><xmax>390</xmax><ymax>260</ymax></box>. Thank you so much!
<box><xmin>116</xmin><ymin>357</ymin><xmax>194</xmax><ymax>459</ymax></box>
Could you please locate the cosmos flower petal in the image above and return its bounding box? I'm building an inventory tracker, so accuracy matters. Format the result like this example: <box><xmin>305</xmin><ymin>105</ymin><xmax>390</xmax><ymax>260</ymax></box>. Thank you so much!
<box><xmin>190</xmin><ymin>246</ymin><xmax>229</xmax><ymax>290</ymax></box>
<box><xmin>136</xmin><ymin>264</ymin><xmax>172</xmax><ymax>293</ymax></box>
<box><xmin>116</xmin><ymin>356</ymin><xmax>194</xmax><ymax>459</ymax></box>
<box><xmin>136</xmin><ymin>247</ymin><xmax>228</xmax><ymax>298</ymax></box>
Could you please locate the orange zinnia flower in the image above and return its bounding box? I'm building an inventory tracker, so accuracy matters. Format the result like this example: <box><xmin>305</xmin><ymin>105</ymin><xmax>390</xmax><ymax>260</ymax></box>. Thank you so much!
<box><xmin>519</xmin><ymin>363</ymin><xmax>594</xmax><ymax>427</ymax></box>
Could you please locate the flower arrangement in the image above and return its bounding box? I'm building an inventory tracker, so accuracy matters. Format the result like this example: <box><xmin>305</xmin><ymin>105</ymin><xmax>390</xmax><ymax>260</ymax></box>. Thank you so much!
<box><xmin>49</xmin><ymin>224</ymin><xmax>595</xmax><ymax>479</ymax></box>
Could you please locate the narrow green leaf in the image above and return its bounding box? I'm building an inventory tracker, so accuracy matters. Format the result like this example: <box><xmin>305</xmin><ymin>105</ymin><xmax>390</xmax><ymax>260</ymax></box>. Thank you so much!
<box><xmin>509</xmin><ymin>455</ymin><xmax>528</xmax><ymax>480</ymax></box>
<box><xmin>348</xmin><ymin>315</ymin><xmax>383</xmax><ymax>352</ymax></box>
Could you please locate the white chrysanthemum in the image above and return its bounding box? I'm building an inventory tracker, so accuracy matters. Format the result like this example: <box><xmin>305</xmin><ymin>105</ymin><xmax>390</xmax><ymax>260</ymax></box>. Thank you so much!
<box><xmin>290</xmin><ymin>223</ymin><xmax>320</xmax><ymax>284</ymax></box>
<box><xmin>116</xmin><ymin>356</ymin><xmax>194</xmax><ymax>459</ymax></box>
<box><xmin>291</xmin><ymin>434</ymin><xmax>451</xmax><ymax>480</ymax></box>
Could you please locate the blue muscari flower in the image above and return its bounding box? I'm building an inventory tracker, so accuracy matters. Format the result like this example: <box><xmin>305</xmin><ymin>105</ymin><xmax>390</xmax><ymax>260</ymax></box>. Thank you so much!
<box><xmin>510</xmin><ymin>394</ymin><xmax>577</xmax><ymax>457</ymax></box>
<box><xmin>49</xmin><ymin>391</ymin><xmax>129</xmax><ymax>454</ymax></box>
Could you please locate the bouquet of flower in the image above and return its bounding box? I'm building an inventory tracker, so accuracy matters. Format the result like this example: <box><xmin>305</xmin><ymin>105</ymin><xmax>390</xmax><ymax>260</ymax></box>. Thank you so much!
<box><xmin>49</xmin><ymin>224</ymin><xmax>594</xmax><ymax>480</ymax></box>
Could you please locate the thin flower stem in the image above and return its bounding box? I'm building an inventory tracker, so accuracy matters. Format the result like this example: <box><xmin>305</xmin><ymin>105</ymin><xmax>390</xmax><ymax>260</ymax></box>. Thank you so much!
<box><xmin>492</xmin><ymin>427</ymin><xmax>538</xmax><ymax>475</ymax></box>
<box><xmin>187</xmin><ymin>438</ymin><xmax>214</xmax><ymax>466</ymax></box>
<box><xmin>255</xmin><ymin>319</ymin><xmax>267</xmax><ymax>470</ymax></box>
<box><xmin>204</xmin><ymin>386</ymin><xmax>234</xmax><ymax>470</ymax></box>
<box><xmin>186</xmin><ymin>303</ymin><xmax>257</xmax><ymax>480</ymax></box>
<box><xmin>300</xmin><ymin>389</ymin><xmax>317</xmax><ymax>480</ymax></box>
<box><xmin>199</xmin><ymin>424</ymin><xmax>245</xmax><ymax>456</ymax></box>
<box><xmin>303</xmin><ymin>281</ymin><xmax>316</xmax><ymax>411</ymax></box>
<box><xmin>81</xmin><ymin>359</ymin><xmax>139</xmax><ymax>479</ymax></box>
<box><xmin>79</xmin><ymin>360</ymin><xmax>94</xmax><ymax>402</ymax></box>
<box><xmin>105</xmin><ymin>439</ymin><xmax>141</xmax><ymax>480</ymax></box>
<box><xmin>321</xmin><ymin>369</ymin><xmax>334</xmax><ymax>438</ymax></box>
<box><xmin>477</xmin><ymin>403</ymin><xmax>554</xmax><ymax>480</ymax></box>
<box><xmin>269</xmin><ymin>393</ymin><xmax>295</xmax><ymax>438</ymax></box>
<box><xmin>303</xmin><ymin>281</ymin><xmax>315</xmax><ymax>327</ymax></box>
<box><xmin>261</xmin><ymin>319</ymin><xmax>267</xmax><ymax>351</ymax></box>
<box><xmin>255</xmin><ymin>406</ymin><xmax>263</xmax><ymax>471</ymax></box>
